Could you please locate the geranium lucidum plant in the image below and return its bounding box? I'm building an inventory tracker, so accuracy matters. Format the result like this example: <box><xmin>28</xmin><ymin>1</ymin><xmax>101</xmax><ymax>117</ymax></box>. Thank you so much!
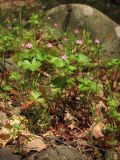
<box><xmin>0</xmin><ymin>14</ymin><xmax>120</xmax><ymax>144</ymax></box>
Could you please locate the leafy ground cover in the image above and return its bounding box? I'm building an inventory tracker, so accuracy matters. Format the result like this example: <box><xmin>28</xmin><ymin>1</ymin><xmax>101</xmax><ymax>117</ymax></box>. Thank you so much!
<box><xmin>0</xmin><ymin>1</ymin><xmax>120</xmax><ymax>159</ymax></box>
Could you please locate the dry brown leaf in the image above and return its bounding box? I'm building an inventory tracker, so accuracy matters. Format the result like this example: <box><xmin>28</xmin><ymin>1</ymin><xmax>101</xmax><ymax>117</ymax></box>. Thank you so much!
<box><xmin>77</xmin><ymin>129</ymin><xmax>89</xmax><ymax>139</ymax></box>
<box><xmin>91</xmin><ymin>120</ymin><xmax>104</xmax><ymax>139</ymax></box>
<box><xmin>25</xmin><ymin>135</ymin><xmax>47</xmax><ymax>152</ymax></box>
<box><xmin>95</xmin><ymin>100</ymin><xmax>108</xmax><ymax>114</ymax></box>
<box><xmin>0</xmin><ymin>127</ymin><xmax>12</xmax><ymax>147</ymax></box>
<box><xmin>21</xmin><ymin>100</ymin><xmax>33</xmax><ymax>110</ymax></box>
<box><xmin>42</xmin><ymin>130</ymin><xmax>54</xmax><ymax>137</ymax></box>
<box><xmin>0</xmin><ymin>133</ymin><xmax>11</xmax><ymax>140</ymax></box>
<box><xmin>0</xmin><ymin>115</ymin><xmax>26</xmax><ymax>147</ymax></box>
<box><xmin>9</xmin><ymin>89</ymin><xmax>19</xmax><ymax>96</ymax></box>
<box><xmin>64</xmin><ymin>110</ymin><xmax>78</xmax><ymax>129</ymax></box>
<box><xmin>0</xmin><ymin>111</ymin><xmax>8</xmax><ymax>125</ymax></box>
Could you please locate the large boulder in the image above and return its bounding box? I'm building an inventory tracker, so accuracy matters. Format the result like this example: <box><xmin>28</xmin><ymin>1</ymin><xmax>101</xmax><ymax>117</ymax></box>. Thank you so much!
<box><xmin>41</xmin><ymin>4</ymin><xmax>120</xmax><ymax>60</ymax></box>
<box><xmin>26</xmin><ymin>145</ymin><xmax>83</xmax><ymax>160</ymax></box>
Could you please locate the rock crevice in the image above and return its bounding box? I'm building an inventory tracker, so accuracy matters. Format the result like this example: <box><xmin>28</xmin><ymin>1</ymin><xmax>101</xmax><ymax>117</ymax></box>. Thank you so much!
<box><xmin>62</xmin><ymin>4</ymin><xmax>72</xmax><ymax>32</ymax></box>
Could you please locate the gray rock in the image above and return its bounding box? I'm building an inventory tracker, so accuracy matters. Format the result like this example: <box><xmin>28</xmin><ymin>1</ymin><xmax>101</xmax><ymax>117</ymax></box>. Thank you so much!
<box><xmin>0</xmin><ymin>57</ymin><xmax>19</xmax><ymax>72</ymax></box>
<box><xmin>0</xmin><ymin>147</ymin><xmax>21</xmax><ymax>160</ymax></box>
<box><xmin>41</xmin><ymin>4</ymin><xmax>120</xmax><ymax>61</ymax></box>
<box><xmin>27</xmin><ymin>145</ymin><xmax>83</xmax><ymax>160</ymax></box>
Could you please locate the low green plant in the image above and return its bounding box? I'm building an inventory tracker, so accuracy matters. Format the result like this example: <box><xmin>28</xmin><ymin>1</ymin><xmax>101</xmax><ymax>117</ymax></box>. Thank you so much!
<box><xmin>0</xmin><ymin>14</ymin><xmax>120</xmax><ymax>150</ymax></box>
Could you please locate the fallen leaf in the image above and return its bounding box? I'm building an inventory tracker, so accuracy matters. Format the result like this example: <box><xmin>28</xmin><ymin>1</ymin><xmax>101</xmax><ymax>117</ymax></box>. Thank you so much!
<box><xmin>21</xmin><ymin>100</ymin><xmax>33</xmax><ymax>110</ymax></box>
<box><xmin>9</xmin><ymin>89</ymin><xmax>19</xmax><ymax>96</ymax></box>
<box><xmin>25</xmin><ymin>135</ymin><xmax>47</xmax><ymax>152</ymax></box>
<box><xmin>64</xmin><ymin>110</ymin><xmax>78</xmax><ymax>129</ymax></box>
<box><xmin>0</xmin><ymin>115</ymin><xmax>27</xmax><ymax>147</ymax></box>
<box><xmin>42</xmin><ymin>130</ymin><xmax>54</xmax><ymax>137</ymax></box>
<box><xmin>0</xmin><ymin>111</ymin><xmax>8</xmax><ymax>125</ymax></box>
<box><xmin>91</xmin><ymin>120</ymin><xmax>104</xmax><ymax>139</ymax></box>
<box><xmin>0</xmin><ymin>127</ymin><xmax>12</xmax><ymax>147</ymax></box>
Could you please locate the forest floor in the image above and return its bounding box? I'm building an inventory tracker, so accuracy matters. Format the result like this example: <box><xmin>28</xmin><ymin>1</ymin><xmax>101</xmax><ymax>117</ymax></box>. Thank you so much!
<box><xmin>0</xmin><ymin>1</ymin><xmax>120</xmax><ymax>160</ymax></box>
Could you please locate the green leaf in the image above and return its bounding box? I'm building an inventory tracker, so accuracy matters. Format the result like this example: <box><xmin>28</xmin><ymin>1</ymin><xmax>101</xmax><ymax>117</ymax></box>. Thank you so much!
<box><xmin>77</xmin><ymin>54</ymin><xmax>90</xmax><ymax>65</ymax></box>
<box><xmin>29</xmin><ymin>59</ymin><xmax>41</xmax><ymax>71</ymax></box>
<box><xmin>51</xmin><ymin>87</ymin><xmax>61</xmax><ymax>96</ymax></box>
<box><xmin>29</xmin><ymin>14</ymin><xmax>39</xmax><ymax>25</ymax></box>
<box><xmin>107</xmin><ymin>98</ymin><xmax>118</xmax><ymax>109</ymax></box>
<box><xmin>2</xmin><ymin>85</ymin><xmax>12</xmax><ymax>91</ymax></box>
<box><xmin>12</xmin><ymin>124</ymin><xmax>22</xmax><ymax>130</ymax></box>
<box><xmin>52</xmin><ymin>76</ymin><xmax>67</xmax><ymax>88</ymax></box>
<box><xmin>18</xmin><ymin>59</ymin><xmax>41</xmax><ymax>71</ymax></box>
<box><xmin>17</xmin><ymin>60</ymin><xmax>30</xmax><ymax>69</ymax></box>
<box><xmin>67</xmin><ymin>78</ymin><xmax>74</xmax><ymax>86</ymax></box>
<box><xmin>9</xmin><ymin>72</ymin><xmax>21</xmax><ymax>80</ymax></box>
<box><xmin>106</xmin><ymin>59</ymin><xmax>120</xmax><ymax>68</ymax></box>
<box><xmin>50</xmin><ymin>57</ymin><xmax>64</xmax><ymax>68</ymax></box>
<box><xmin>37</xmin><ymin>98</ymin><xmax>46</xmax><ymax>105</ymax></box>
<box><xmin>29</xmin><ymin>90</ymin><xmax>41</xmax><ymax>100</ymax></box>
<box><xmin>68</xmin><ymin>65</ymin><xmax>77</xmax><ymax>71</ymax></box>
<box><xmin>78</xmin><ymin>78</ymin><xmax>98</xmax><ymax>93</ymax></box>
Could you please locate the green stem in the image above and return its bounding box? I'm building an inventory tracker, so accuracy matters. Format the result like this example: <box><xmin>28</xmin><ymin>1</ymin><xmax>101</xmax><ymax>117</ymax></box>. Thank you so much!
<box><xmin>19</xmin><ymin>6</ymin><xmax>22</xmax><ymax>37</ymax></box>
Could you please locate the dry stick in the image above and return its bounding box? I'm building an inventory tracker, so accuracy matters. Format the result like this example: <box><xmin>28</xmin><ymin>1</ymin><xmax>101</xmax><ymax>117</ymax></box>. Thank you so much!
<box><xmin>58</xmin><ymin>93</ymin><xmax>67</xmax><ymax>121</ymax></box>
<box><xmin>0</xmin><ymin>56</ymin><xmax>6</xmax><ymax>86</ymax></box>
<box><xmin>86</xmin><ymin>143</ymin><xmax>107</xmax><ymax>152</ymax></box>
<box><xmin>0</xmin><ymin>72</ymin><xmax>3</xmax><ymax>86</ymax></box>
<box><xmin>76</xmin><ymin>127</ymin><xmax>90</xmax><ymax>139</ymax></box>
<box><xmin>64</xmin><ymin>87</ymin><xmax>79</xmax><ymax>118</ymax></box>
<box><xmin>66</xmin><ymin>88</ymin><xmax>73</xmax><ymax>101</ymax></box>
<box><xmin>111</xmin><ymin>69</ymin><xmax>119</xmax><ymax>91</ymax></box>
